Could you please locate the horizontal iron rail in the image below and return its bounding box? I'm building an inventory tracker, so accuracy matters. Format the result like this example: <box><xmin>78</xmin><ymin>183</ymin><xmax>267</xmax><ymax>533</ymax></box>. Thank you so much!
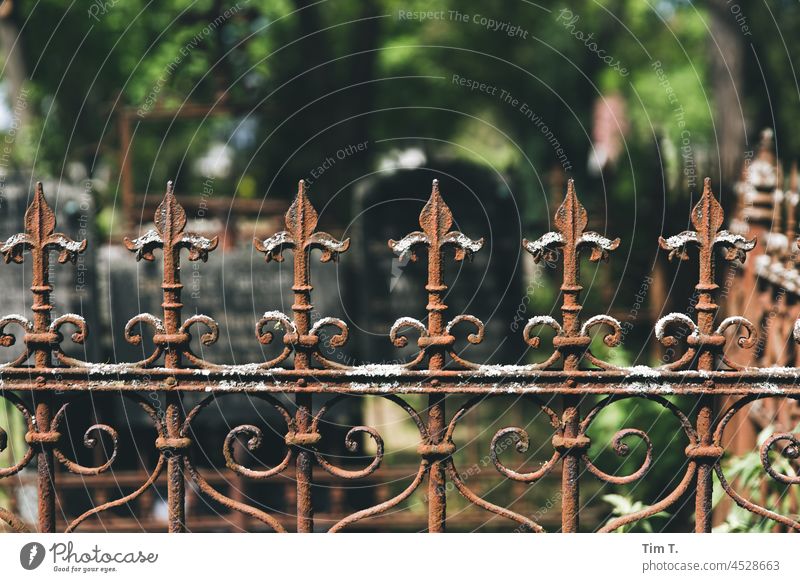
<box><xmin>1</xmin><ymin>368</ymin><xmax>800</xmax><ymax>393</ymax></box>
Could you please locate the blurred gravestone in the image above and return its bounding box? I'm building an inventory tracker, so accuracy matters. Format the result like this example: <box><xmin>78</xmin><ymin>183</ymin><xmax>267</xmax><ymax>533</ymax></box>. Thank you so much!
<box><xmin>347</xmin><ymin>162</ymin><xmax>526</xmax><ymax>367</ymax></box>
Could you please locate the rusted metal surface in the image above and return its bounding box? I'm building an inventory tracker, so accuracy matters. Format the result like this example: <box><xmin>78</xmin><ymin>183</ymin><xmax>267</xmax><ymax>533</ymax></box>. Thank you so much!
<box><xmin>525</xmin><ymin>180</ymin><xmax>620</xmax><ymax>532</ymax></box>
<box><xmin>124</xmin><ymin>182</ymin><xmax>219</xmax><ymax>533</ymax></box>
<box><xmin>389</xmin><ymin>179</ymin><xmax>483</xmax><ymax>532</ymax></box>
<box><xmin>0</xmin><ymin>175</ymin><xmax>798</xmax><ymax>534</ymax></box>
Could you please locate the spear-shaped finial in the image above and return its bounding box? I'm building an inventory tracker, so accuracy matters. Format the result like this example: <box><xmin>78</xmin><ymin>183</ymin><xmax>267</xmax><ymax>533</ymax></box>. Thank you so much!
<box><xmin>657</xmin><ymin>178</ymin><xmax>757</xmax><ymax>371</ymax></box>
<box><xmin>522</xmin><ymin>179</ymin><xmax>620</xmax><ymax>370</ymax></box>
<box><xmin>0</xmin><ymin>182</ymin><xmax>87</xmax><ymax>368</ymax></box>
<box><xmin>388</xmin><ymin>180</ymin><xmax>485</xmax><ymax>370</ymax></box>
<box><xmin>123</xmin><ymin>181</ymin><xmax>219</xmax><ymax>368</ymax></box>
<box><xmin>253</xmin><ymin>180</ymin><xmax>350</xmax><ymax>369</ymax></box>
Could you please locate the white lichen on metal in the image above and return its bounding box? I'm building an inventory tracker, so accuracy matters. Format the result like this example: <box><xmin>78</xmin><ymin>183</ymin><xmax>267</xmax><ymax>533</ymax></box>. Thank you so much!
<box><xmin>578</xmin><ymin>231</ymin><xmax>617</xmax><ymax>250</ymax></box>
<box><xmin>523</xmin><ymin>231</ymin><xmax>563</xmax><ymax>255</ymax></box>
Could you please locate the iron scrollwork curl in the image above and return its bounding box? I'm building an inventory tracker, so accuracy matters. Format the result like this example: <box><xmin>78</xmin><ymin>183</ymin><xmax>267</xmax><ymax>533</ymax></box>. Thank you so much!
<box><xmin>180</xmin><ymin>392</ymin><xmax>295</xmax><ymax>532</ymax></box>
<box><xmin>442</xmin><ymin>395</ymin><xmax>563</xmax><ymax>532</ymax></box>
<box><xmin>64</xmin><ymin>394</ymin><xmax>168</xmax><ymax>532</ymax></box>
<box><xmin>713</xmin><ymin>395</ymin><xmax>800</xmax><ymax>531</ymax></box>
<box><xmin>312</xmin><ymin>395</ymin><xmax>429</xmax><ymax>532</ymax></box>
<box><xmin>579</xmin><ymin>395</ymin><xmax>699</xmax><ymax>532</ymax></box>
<box><xmin>0</xmin><ymin>393</ymin><xmax>35</xmax><ymax>531</ymax></box>
<box><xmin>0</xmin><ymin>392</ymin><xmax>36</xmax><ymax>478</ymax></box>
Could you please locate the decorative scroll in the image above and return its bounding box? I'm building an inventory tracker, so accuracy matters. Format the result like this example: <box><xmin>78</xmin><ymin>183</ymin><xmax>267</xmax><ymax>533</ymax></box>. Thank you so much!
<box><xmin>441</xmin><ymin>395</ymin><xmax>562</xmax><ymax>532</ymax></box>
<box><xmin>713</xmin><ymin>395</ymin><xmax>800</xmax><ymax>531</ymax></box>
<box><xmin>580</xmin><ymin>395</ymin><xmax>699</xmax><ymax>532</ymax></box>
<box><xmin>522</xmin><ymin>180</ymin><xmax>621</xmax><ymax>370</ymax></box>
<box><xmin>315</xmin><ymin>394</ymin><xmax>429</xmax><ymax>532</ymax></box>
<box><xmin>58</xmin><ymin>394</ymin><xmax>168</xmax><ymax>532</ymax></box>
<box><xmin>179</xmin><ymin>392</ymin><xmax>295</xmax><ymax>532</ymax></box>
<box><xmin>0</xmin><ymin>392</ymin><xmax>36</xmax><ymax>479</ymax></box>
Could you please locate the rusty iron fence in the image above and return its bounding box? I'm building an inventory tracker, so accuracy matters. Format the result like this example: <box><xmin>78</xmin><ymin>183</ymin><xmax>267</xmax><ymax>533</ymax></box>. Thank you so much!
<box><xmin>0</xmin><ymin>174</ymin><xmax>798</xmax><ymax>533</ymax></box>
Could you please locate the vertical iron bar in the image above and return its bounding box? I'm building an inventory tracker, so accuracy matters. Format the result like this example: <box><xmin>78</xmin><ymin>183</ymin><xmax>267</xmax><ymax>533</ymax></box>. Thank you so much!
<box><xmin>560</xmin><ymin>395</ymin><xmax>580</xmax><ymax>533</ymax></box>
<box><xmin>694</xmin><ymin>395</ymin><xmax>714</xmax><ymax>532</ymax></box>
<box><xmin>124</xmin><ymin>183</ymin><xmax>218</xmax><ymax>532</ymax></box>
<box><xmin>34</xmin><ymin>394</ymin><xmax>55</xmax><ymax>532</ymax></box>
<box><xmin>162</xmin><ymin>187</ymin><xmax>186</xmax><ymax>533</ymax></box>
<box><xmin>291</xmin><ymin>182</ymin><xmax>314</xmax><ymax>533</ymax></box>
<box><xmin>389</xmin><ymin>180</ymin><xmax>483</xmax><ymax>532</ymax></box>
<box><xmin>659</xmin><ymin>178</ymin><xmax>756</xmax><ymax>531</ymax></box>
<box><xmin>422</xmin><ymin>181</ymin><xmax>448</xmax><ymax>532</ymax></box>
<box><xmin>426</xmin><ymin>393</ymin><xmax>447</xmax><ymax>533</ymax></box>
<box><xmin>294</xmin><ymin>393</ymin><xmax>314</xmax><ymax>533</ymax></box>
<box><xmin>32</xmin><ymin>219</ymin><xmax>56</xmax><ymax>532</ymax></box>
<box><xmin>255</xmin><ymin>180</ymin><xmax>349</xmax><ymax>532</ymax></box>
<box><xmin>524</xmin><ymin>181</ymin><xmax>619</xmax><ymax>532</ymax></box>
<box><xmin>557</xmin><ymin>182</ymin><xmax>586</xmax><ymax>533</ymax></box>
<box><xmin>4</xmin><ymin>185</ymin><xmax>86</xmax><ymax>532</ymax></box>
<box><xmin>32</xmin><ymin>189</ymin><xmax>55</xmax><ymax>532</ymax></box>
<box><xmin>165</xmin><ymin>392</ymin><xmax>185</xmax><ymax>532</ymax></box>
<box><xmin>694</xmin><ymin>179</ymin><xmax>720</xmax><ymax>533</ymax></box>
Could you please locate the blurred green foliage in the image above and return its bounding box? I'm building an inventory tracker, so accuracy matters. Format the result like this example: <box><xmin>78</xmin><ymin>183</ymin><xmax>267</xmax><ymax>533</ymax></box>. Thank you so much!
<box><xmin>3</xmin><ymin>1</ymin><xmax>726</xmax><ymax>213</ymax></box>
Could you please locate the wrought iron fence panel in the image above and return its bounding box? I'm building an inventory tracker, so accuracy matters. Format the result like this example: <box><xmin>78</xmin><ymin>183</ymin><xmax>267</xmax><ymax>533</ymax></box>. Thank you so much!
<box><xmin>0</xmin><ymin>176</ymin><xmax>797</xmax><ymax>533</ymax></box>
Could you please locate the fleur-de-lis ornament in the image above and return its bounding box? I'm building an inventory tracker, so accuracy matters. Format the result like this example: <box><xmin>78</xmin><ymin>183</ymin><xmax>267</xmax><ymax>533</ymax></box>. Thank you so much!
<box><xmin>657</xmin><ymin>178</ymin><xmax>757</xmax><ymax>370</ymax></box>
<box><xmin>0</xmin><ymin>183</ymin><xmax>87</xmax><ymax>368</ymax></box>
<box><xmin>254</xmin><ymin>180</ymin><xmax>350</xmax><ymax>369</ymax></box>
<box><xmin>522</xmin><ymin>180</ymin><xmax>621</xmax><ymax>370</ymax></box>
<box><xmin>389</xmin><ymin>179</ymin><xmax>485</xmax><ymax>370</ymax></box>
<box><xmin>123</xmin><ymin>182</ymin><xmax>219</xmax><ymax>368</ymax></box>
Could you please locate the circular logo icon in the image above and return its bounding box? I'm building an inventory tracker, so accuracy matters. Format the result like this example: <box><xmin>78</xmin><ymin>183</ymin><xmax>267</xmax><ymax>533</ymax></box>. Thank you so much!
<box><xmin>19</xmin><ymin>542</ymin><xmax>45</xmax><ymax>570</ymax></box>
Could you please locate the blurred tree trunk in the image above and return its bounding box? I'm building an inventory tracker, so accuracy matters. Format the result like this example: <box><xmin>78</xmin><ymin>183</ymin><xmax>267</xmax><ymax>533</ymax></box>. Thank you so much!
<box><xmin>709</xmin><ymin>0</ymin><xmax>746</xmax><ymax>190</ymax></box>
<box><xmin>709</xmin><ymin>0</ymin><xmax>751</xmax><ymax>528</ymax></box>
